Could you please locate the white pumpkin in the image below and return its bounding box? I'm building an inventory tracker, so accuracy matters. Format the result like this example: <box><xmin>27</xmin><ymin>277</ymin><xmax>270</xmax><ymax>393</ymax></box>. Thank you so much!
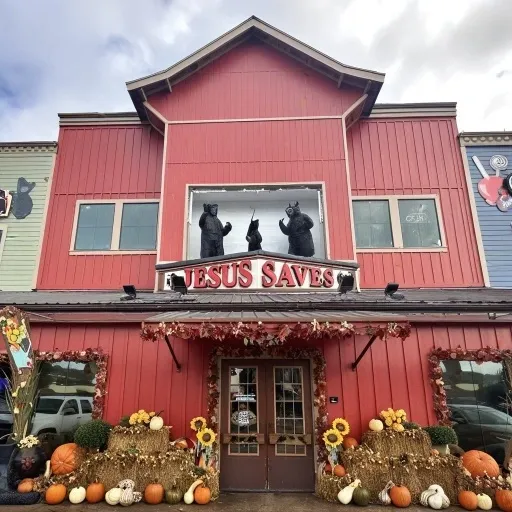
<box><xmin>69</xmin><ymin>486</ymin><xmax>86</xmax><ymax>504</ymax></box>
<box><xmin>477</xmin><ymin>494</ymin><xmax>492</xmax><ymax>511</ymax></box>
<box><xmin>369</xmin><ymin>419</ymin><xmax>384</xmax><ymax>432</ymax></box>
<box><xmin>150</xmin><ymin>415</ymin><xmax>164</xmax><ymax>431</ymax></box>
<box><xmin>338</xmin><ymin>479</ymin><xmax>361</xmax><ymax>505</ymax></box>
<box><xmin>106</xmin><ymin>488</ymin><xmax>122</xmax><ymax>506</ymax></box>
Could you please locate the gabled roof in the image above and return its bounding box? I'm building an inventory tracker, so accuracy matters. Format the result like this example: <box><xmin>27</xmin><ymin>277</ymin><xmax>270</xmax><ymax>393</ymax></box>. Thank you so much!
<box><xmin>126</xmin><ymin>16</ymin><xmax>385</xmax><ymax>120</ymax></box>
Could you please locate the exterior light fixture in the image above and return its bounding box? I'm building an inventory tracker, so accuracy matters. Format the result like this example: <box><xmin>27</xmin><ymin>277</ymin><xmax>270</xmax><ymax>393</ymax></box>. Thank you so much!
<box><xmin>121</xmin><ymin>285</ymin><xmax>137</xmax><ymax>301</ymax></box>
<box><xmin>170</xmin><ymin>273</ymin><xmax>188</xmax><ymax>295</ymax></box>
<box><xmin>384</xmin><ymin>283</ymin><xmax>404</xmax><ymax>301</ymax></box>
<box><xmin>338</xmin><ymin>273</ymin><xmax>354</xmax><ymax>295</ymax></box>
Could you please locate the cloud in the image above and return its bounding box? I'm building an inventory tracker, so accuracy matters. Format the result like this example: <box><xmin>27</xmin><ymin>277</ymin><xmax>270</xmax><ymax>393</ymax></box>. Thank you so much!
<box><xmin>1</xmin><ymin>0</ymin><xmax>512</xmax><ymax>140</ymax></box>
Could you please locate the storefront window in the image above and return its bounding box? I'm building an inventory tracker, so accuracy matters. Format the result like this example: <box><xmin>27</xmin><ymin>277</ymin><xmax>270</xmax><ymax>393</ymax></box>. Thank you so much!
<box><xmin>398</xmin><ymin>199</ymin><xmax>441</xmax><ymax>248</ymax></box>
<box><xmin>441</xmin><ymin>360</ymin><xmax>511</xmax><ymax>464</ymax></box>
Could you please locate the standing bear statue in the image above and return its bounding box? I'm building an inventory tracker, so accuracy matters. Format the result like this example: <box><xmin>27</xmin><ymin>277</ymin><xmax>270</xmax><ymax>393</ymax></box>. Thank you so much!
<box><xmin>278</xmin><ymin>202</ymin><xmax>315</xmax><ymax>257</ymax></box>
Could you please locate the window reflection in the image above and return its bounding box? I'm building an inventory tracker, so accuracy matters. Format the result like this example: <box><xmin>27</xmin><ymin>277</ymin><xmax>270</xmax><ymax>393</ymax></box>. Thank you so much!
<box><xmin>441</xmin><ymin>360</ymin><xmax>511</xmax><ymax>465</ymax></box>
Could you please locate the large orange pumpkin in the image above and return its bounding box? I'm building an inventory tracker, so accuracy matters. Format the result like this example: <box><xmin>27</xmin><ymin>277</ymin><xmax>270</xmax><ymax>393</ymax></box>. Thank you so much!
<box><xmin>390</xmin><ymin>485</ymin><xmax>412</xmax><ymax>508</ymax></box>
<box><xmin>333</xmin><ymin>465</ymin><xmax>346</xmax><ymax>477</ymax></box>
<box><xmin>86</xmin><ymin>481</ymin><xmax>106</xmax><ymax>503</ymax></box>
<box><xmin>458</xmin><ymin>491</ymin><xmax>478</xmax><ymax>511</ymax></box>
<box><xmin>462</xmin><ymin>450</ymin><xmax>500</xmax><ymax>479</ymax></box>
<box><xmin>323</xmin><ymin>463</ymin><xmax>332</xmax><ymax>474</ymax></box>
<box><xmin>343</xmin><ymin>437</ymin><xmax>359</xmax><ymax>449</ymax></box>
<box><xmin>50</xmin><ymin>442</ymin><xmax>79</xmax><ymax>475</ymax></box>
<box><xmin>194</xmin><ymin>484</ymin><xmax>211</xmax><ymax>505</ymax></box>
<box><xmin>144</xmin><ymin>482</ymin><xmax>164</xmax><ymax>505</ymax></box>
<box><xmin>46</xmin><ymin>483</ymin><xmax>67</xmax><ymax>505</ymax></box>
<box><xmin>17</xmin><ymin>478</ymin><xmax>34</xmax><ymax>493</ymax></box>
<box><xmin>496</xmin><ymin>490</ymin><xmax>512</xmax><ymax>512</ymax></box>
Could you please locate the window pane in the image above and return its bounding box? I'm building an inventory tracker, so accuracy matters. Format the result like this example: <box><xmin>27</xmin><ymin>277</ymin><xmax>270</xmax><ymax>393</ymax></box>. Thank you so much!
<box><xmin>398</xmin><ymin>199</ymin><xmax>442</xmax><ymax>248</ymax></box>
<box><xmin>75</xmin><ymin>204</ymin><xmax>114</xmax><ymax>250</ymax></box>
<box><xmin>119</xmin><ymin>203</ymin><xmax>158</xmax><ymax>250</ymax></box>
<box><xmin>353</xmin><ymin>200</ymin><xmax>393</xmax><ymax>248</ymax></box>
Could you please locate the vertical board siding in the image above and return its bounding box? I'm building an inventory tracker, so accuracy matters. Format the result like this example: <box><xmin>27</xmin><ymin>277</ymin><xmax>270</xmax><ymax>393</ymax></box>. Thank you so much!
<box><xmin>37</xmin><ymin>126</ymin><xmax>163</xmax><ymax>290</ymax></box>
<box><xmin>465</xmin><ymin>146</ymin><xmax>512</xmax><ymax>287</ymax></box>
<box><xmin>0</xmin><ymin>150</ymin><xmax>55</xmax><ymax>290</ymax></box>
<box><xmin>148</xmin><ymin>41</ymin><xmax>362</xmax><ymax>121</ymax></box>
<box><xmin>159</xmin><ymin>119</ymin><xmax>354</xmax><ymax>262</ymax></box>
<box><xmin>347</xmin><ymin>118</ymin><xmax>484</xmax><ymax>288</ymax></box>
<box><xmin>29</xmin><ymin>322</ymin><xmax>512</xmax><ymax>439</ymax></box>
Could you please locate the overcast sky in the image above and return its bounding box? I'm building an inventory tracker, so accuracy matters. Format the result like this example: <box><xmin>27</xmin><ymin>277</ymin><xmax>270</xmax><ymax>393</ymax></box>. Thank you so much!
<box><xmin>1</xmin><ymin>0</ymin><xmax>512</xmax><ymax>141</ymax></box>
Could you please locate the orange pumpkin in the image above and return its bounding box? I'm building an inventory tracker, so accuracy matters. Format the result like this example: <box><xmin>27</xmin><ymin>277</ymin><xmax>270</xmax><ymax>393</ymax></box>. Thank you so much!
<box><xmin>462</xmin><ymin>450</ymin><xmax>500</xmax><ymax>479</ymax></box>
<box><xmin>323</xmin><ymin>463</ymin><xmax>332</xmax><ymax>474</ymax></box>
<box><xmin>333</xmin><ymin>465</ymin><xmax>346</xmax><ymax>477</ymax></box>
<box><xmin>458</xmin><ymin>491</ymin><xmax>478</xmax><ymax>511</ymax></box>
<box><xmin>390</xmin><ymin>485</ymin><xmax>411</xmax><ymax>508</ymax></box>
<box><xmin>46</xmin><ymin>483</ymin><xmax>67</xmax><ymax>505</ymax></box>
<box><xmin>194</xmin><ymin>484</ymin><xmax>211</xmax><ymax>505</ymax></box>
<box><xmin>144</xmin><ymin>482</ymin><xmax>165</xmax><ymax>505</ymax></box>
<box><xmin>50</xmin><ymin>442</ymin><xmax>79</xmax><ymax>475</ymax></box>
<box><xmin>17</xmin><ymin>478</ymin><xmax>34</xmax><ymax>493</ymax></box>
<box><xmin>86</xmin><ymin>481</ymin><xmax>106</xmax><ymax>503</ymax></box>
<box><xmin>496</xmin><ymin>490</ymin><xmax>512</xmax><ymax>512</ymax></box>
<box><xmin>431</xmin><ymin>449</ymin><xmax>439</xmax><ymax>456</ymax></box>
<box><xmin>343</xmin><ymin>437</ymin><xmax>359</xmax><ymax>449</ymax></box>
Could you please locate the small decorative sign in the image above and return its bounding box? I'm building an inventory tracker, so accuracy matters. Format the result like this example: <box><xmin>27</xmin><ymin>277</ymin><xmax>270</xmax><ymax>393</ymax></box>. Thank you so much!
<box><xmin>0</xmin><ymin>307</ymin><xmax>34</xmax><ymax>371</ymax></box>
<box><xmin>473</xmin><ymin>155</ymin><xmax>512</xmax><ymax>212</ymax></box>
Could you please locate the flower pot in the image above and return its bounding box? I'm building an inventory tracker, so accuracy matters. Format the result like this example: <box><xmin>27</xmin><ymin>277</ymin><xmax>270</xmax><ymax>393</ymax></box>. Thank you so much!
<box><xmin>12</xmin><ymin>446</ymin><xmax>47</xmax><ymax>479</ymax></box>
<box><xmin>433</xmin><ymin>444</ymin><xmax>450</xmax><ymax>455</ymax></box>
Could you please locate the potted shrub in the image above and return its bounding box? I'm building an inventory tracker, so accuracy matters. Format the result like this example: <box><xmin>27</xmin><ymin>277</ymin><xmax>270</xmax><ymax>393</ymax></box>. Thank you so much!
<box><xmin>424</xmin><ymin>426</ymin><xmax>458</xmax><ymax>455</ymax></box>
<box><xmin>74</xmin><ymin>420</ymin><xmax>112</xmax><ymax>452</ymax></box>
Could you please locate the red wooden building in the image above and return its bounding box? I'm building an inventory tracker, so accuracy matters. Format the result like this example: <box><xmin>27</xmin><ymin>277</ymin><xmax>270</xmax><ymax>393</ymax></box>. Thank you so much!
<box><xmin>1</xmin><ymin>17</ymin><xmax>512</xmax><ymax>492</ymax></box>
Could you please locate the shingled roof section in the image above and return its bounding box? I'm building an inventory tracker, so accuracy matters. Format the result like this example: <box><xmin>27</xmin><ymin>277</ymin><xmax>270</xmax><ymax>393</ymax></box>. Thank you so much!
<box><xmin>0</xmin><ymin>288</ymin><xmax>511</xmax><ymax>314</ymax></box>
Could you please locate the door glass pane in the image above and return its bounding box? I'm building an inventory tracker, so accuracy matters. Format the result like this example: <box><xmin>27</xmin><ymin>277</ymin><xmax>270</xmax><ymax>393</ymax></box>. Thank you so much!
<box><xmin>229</xmin><ymin>367</ymin><xmax>258</xmax><ymax>455</ymax></box>
<box><xmin>74</xmin><ymin>203</ymin><xmax>115</xmax><ymax>250</ymax></box>
<box><xmin>398</xmin><ymin>199</ymin><xmax>442</xmax><ymax>248</ymax></box>
<box><xmin>274</xmin><ymin>366</ymin><xmax>306</xmax><ymax>456</ymax></box>
<box><xmin>441</xmin><ymin>359</ymin><xmax>511</xmax><ymax>465</ymax></box>
<box><xmin>353</xmin><ymin>200</ymin><xmax>393</xmax><ymax>248</ymax></box>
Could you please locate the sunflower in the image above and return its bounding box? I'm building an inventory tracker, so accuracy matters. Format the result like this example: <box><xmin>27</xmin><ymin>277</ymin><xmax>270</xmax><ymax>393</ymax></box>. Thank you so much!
<box><xmin>190</xmin><ymin>416</ymin><xmax>207</xmax><ymax>432</ymax></box>
<box><xmin>323</xmin><ymin>428</ymin><xmax>343</xmax><ymax>449</ymax></box>
<box><xmin>332</xmin><ymin>417</ymin><xmax>350</xmax><ymax>436</ymax></box>
<box><xmin>197</xmin><ymin>428</ymin><xmax>216</xmax><ymax>447</ymax></box>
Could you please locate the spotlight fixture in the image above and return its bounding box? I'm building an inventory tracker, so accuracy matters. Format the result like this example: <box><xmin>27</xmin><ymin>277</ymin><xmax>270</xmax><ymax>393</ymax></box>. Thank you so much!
<box><xmin>170</xmin><ymin>273</ymin><xmax>188</xmax><ymax>295</ymax></box>
<box><xmin>384</xmin><ymin>282</ymin><xmax>404</xmax><ymax>301</ymax></box>
<box><xmin>488</xmin><ymin>312</ymin><xmax>497</xmax><ymax>320</ymax></box>
<box><xmin>337</xmin><ymin>273</ymin><xmax>354</xmax><ymax>295</ymax></box>
<box><xmin>120</xmin><ymin>284</ymin><xmax>137</xmax><ymax>301</ymax></box>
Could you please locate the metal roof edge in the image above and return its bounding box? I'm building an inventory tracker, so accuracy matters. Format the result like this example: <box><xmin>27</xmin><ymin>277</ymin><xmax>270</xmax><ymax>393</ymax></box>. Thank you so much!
<box><xmin>369</xmin><ymin>102</ymin><xmax>457</xmax><ymax>118</ymax></box>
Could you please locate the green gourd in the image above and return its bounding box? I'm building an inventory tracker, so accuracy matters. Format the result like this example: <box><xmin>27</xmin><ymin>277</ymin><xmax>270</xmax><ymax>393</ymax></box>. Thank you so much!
<box><xmin>165</xmin><ymin>488</ymin><xmax>183</xmax><ymax>504</ymax></box>
<box><xmin>353</xmin><ymin>485</ymin><xmax>371</xmax><ymax>506</ymax></box>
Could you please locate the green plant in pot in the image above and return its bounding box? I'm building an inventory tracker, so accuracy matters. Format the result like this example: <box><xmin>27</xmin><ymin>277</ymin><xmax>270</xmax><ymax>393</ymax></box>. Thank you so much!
<box><xmin>424</xmin><ymin>425</ymin><xmax>458</xmax><ymax>455</ymax></box>
<box><xmin>74</xmin><ymin>420</ymin><xmax>113</xmax><ymax>451</ymax></box>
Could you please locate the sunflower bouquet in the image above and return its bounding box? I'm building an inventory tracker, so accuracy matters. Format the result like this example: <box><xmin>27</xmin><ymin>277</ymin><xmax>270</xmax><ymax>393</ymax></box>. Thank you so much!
<box><xmin>379</xmin><ymin>407</ymin><xmax>407</xmax><ymax>432</ymax></box>
<box><xmin>323</xmin><ymin>417</ymin><xmax>350</xmax><ymax>466</ymax></box>
<box><xmin>190</xmin><ymin>416</ymin><xmax>216</xmax><ymax>468</ymax></box>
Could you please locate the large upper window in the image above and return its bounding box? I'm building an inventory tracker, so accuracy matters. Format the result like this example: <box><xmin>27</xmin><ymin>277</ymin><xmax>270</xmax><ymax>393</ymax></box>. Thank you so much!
<box><xmin>353</xmin><ymin>196</ymin><xmax>444</xmax><ymax>251</ymax></box>
<box><xmin>72</xmin><ymin>201</ymin><xmax>159</xmax><ymax>253</ymax></box>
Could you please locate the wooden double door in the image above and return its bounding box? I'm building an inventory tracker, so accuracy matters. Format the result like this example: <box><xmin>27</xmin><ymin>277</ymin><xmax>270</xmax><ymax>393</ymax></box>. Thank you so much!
<box><xmin>219</xmin><ymin>359</ymin><xmax>315</xmax><ymax>492</ymax></box>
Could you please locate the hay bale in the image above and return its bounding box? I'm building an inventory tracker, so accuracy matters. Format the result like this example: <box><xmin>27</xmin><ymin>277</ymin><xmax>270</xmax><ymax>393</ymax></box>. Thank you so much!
<box><xmin>315</xmin><ymin>472</ymin><xmax>351</xmax><ymax>502</ymax></box>
<box><xmin>107</xmin><ymin>426</ymin><xmax>170</xmax><ymax>454</ymax></box>
<box><xmin>361</xmin><ymin>429</ymin><xmax>431</xmax><ymax>458</ymax></box>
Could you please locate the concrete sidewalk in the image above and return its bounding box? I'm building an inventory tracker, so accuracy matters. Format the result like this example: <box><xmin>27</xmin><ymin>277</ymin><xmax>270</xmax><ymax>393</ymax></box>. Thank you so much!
<box><xmin>0</xmin><ymin>493</ymin><xmax>464</xmax><ymax>511</ymax></box>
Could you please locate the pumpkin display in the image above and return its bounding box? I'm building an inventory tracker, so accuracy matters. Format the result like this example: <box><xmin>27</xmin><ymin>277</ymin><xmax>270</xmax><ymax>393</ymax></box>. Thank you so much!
<box><xmin>184</xmin><ymin>480</ymin><xmax>203</xmax><ymax>505</ymax></box>
<box><xmin>50</xmin><ymin>442</ymin><xmax>79</xmax><ymax>476</ymax></box>
<box><xmin>106</xmin><ymin>488</ymin><xmax>122</xmax><ymax>506</ymax></box>
<box><xmin>17</xmin><ymin>479</ymin><xmax>34</xmax><ymax>493</ymax></box>
<box><xmin>353</xmin><ymin>485</ymin><xmax>371</xmax><ymax>506</ymax></box>
<box><xmin>496</xmin><ymin>489</ymin><xmax>512</xmax><ymax>512</ymax></box>
<box><xmin>45</xmin><ymin>483</ymin><xmax>67</xmax><ymax>505</ymax></box>
<box><xmin>194</xmin><ymin>484</ymin><xmax>211</xmax><ymax>505</ymax></box>
<box><xmin>462</xmin><ymin>450</ymin><xmax>500</xmax><ymax>479</ymax></box>
<box><xmin>333</xmin><ymin>464</ymin><xmax>346</xmax><ymax>477</ymax></box>
<box><xmin>150</xmin><ymin>415</ymin><xmax>164</xmax><ymax>431</ymax></box>
<box><xmin>165</xmin><ymin>488</ymin><xmax>183</xmax><ymax>505</ymax></box>
<box><xmin>390</xmin><ymin>485</ymin><xmax>412</xmax><ymax>508</ymax></box>
<box><xmin>477</xmin><ymin>494</ymin><xmax>493</xmax><ymax>511</ymax></box>
<box><xmin>369</xmin><ymin>419</ymin><xmax>384</xmax><ymax>432</ymax></box>
<box><xmin>86</xmin><ymin>481</ymin><xmax>106</xmax><ymax>503</ymax></box>
<box><xmin>69</xmin><ymin>486</ymin><xmax>87</xmax><ymax>505</ymax></box>
<box><xmin>144</xmin><ymin>482</ymin><xmax>164</xmax><ymax>505</ymax></box>
<box><xmin>343</xmin><ymin>437</ymin><xmax>359</xmax><ymax>449</ymax></box>
<box><xmin>459</xmin><ymin>491</ymin><xmax>478</xmax><ymax>511</ymax></box>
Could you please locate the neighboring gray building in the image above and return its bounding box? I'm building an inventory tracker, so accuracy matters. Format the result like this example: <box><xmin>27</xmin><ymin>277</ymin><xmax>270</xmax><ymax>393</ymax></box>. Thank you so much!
<box><xmin>460</xmin><ymin>132</ymin><xmax>512</xmax><ymax>288</ymax></box>
<box><xmin>0</xmin><ymin>142</ymin><xmax>57</xmax><ymax>291</ymax></box>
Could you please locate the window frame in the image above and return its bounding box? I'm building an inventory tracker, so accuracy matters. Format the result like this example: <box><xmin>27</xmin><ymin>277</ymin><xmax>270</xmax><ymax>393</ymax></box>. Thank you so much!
<box><xmin>70</xmin><ymin>199</ymin><xmax>159</xmax><ymax>255</ymax></box>
<box><xmin>0</xmin><ymin>224</ymin><xmax>7</xmax><ymax>264</ymax></box>
<box><xmin>352</xmin><ymin>194</ymin><xmax>447</xmax><ymax>253</ymax></box>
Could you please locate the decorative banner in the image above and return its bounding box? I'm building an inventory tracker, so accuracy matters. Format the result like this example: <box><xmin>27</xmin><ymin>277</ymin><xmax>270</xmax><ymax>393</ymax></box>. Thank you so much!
<box><xmin>0</xmin><ymin>189</ymin><xmax>12</xmax><ymax>217</ymax></box>
<box><xmin>0</xmin><ymin>307</ymin><xmax>34</xmax><ymax>372</ymax></box>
